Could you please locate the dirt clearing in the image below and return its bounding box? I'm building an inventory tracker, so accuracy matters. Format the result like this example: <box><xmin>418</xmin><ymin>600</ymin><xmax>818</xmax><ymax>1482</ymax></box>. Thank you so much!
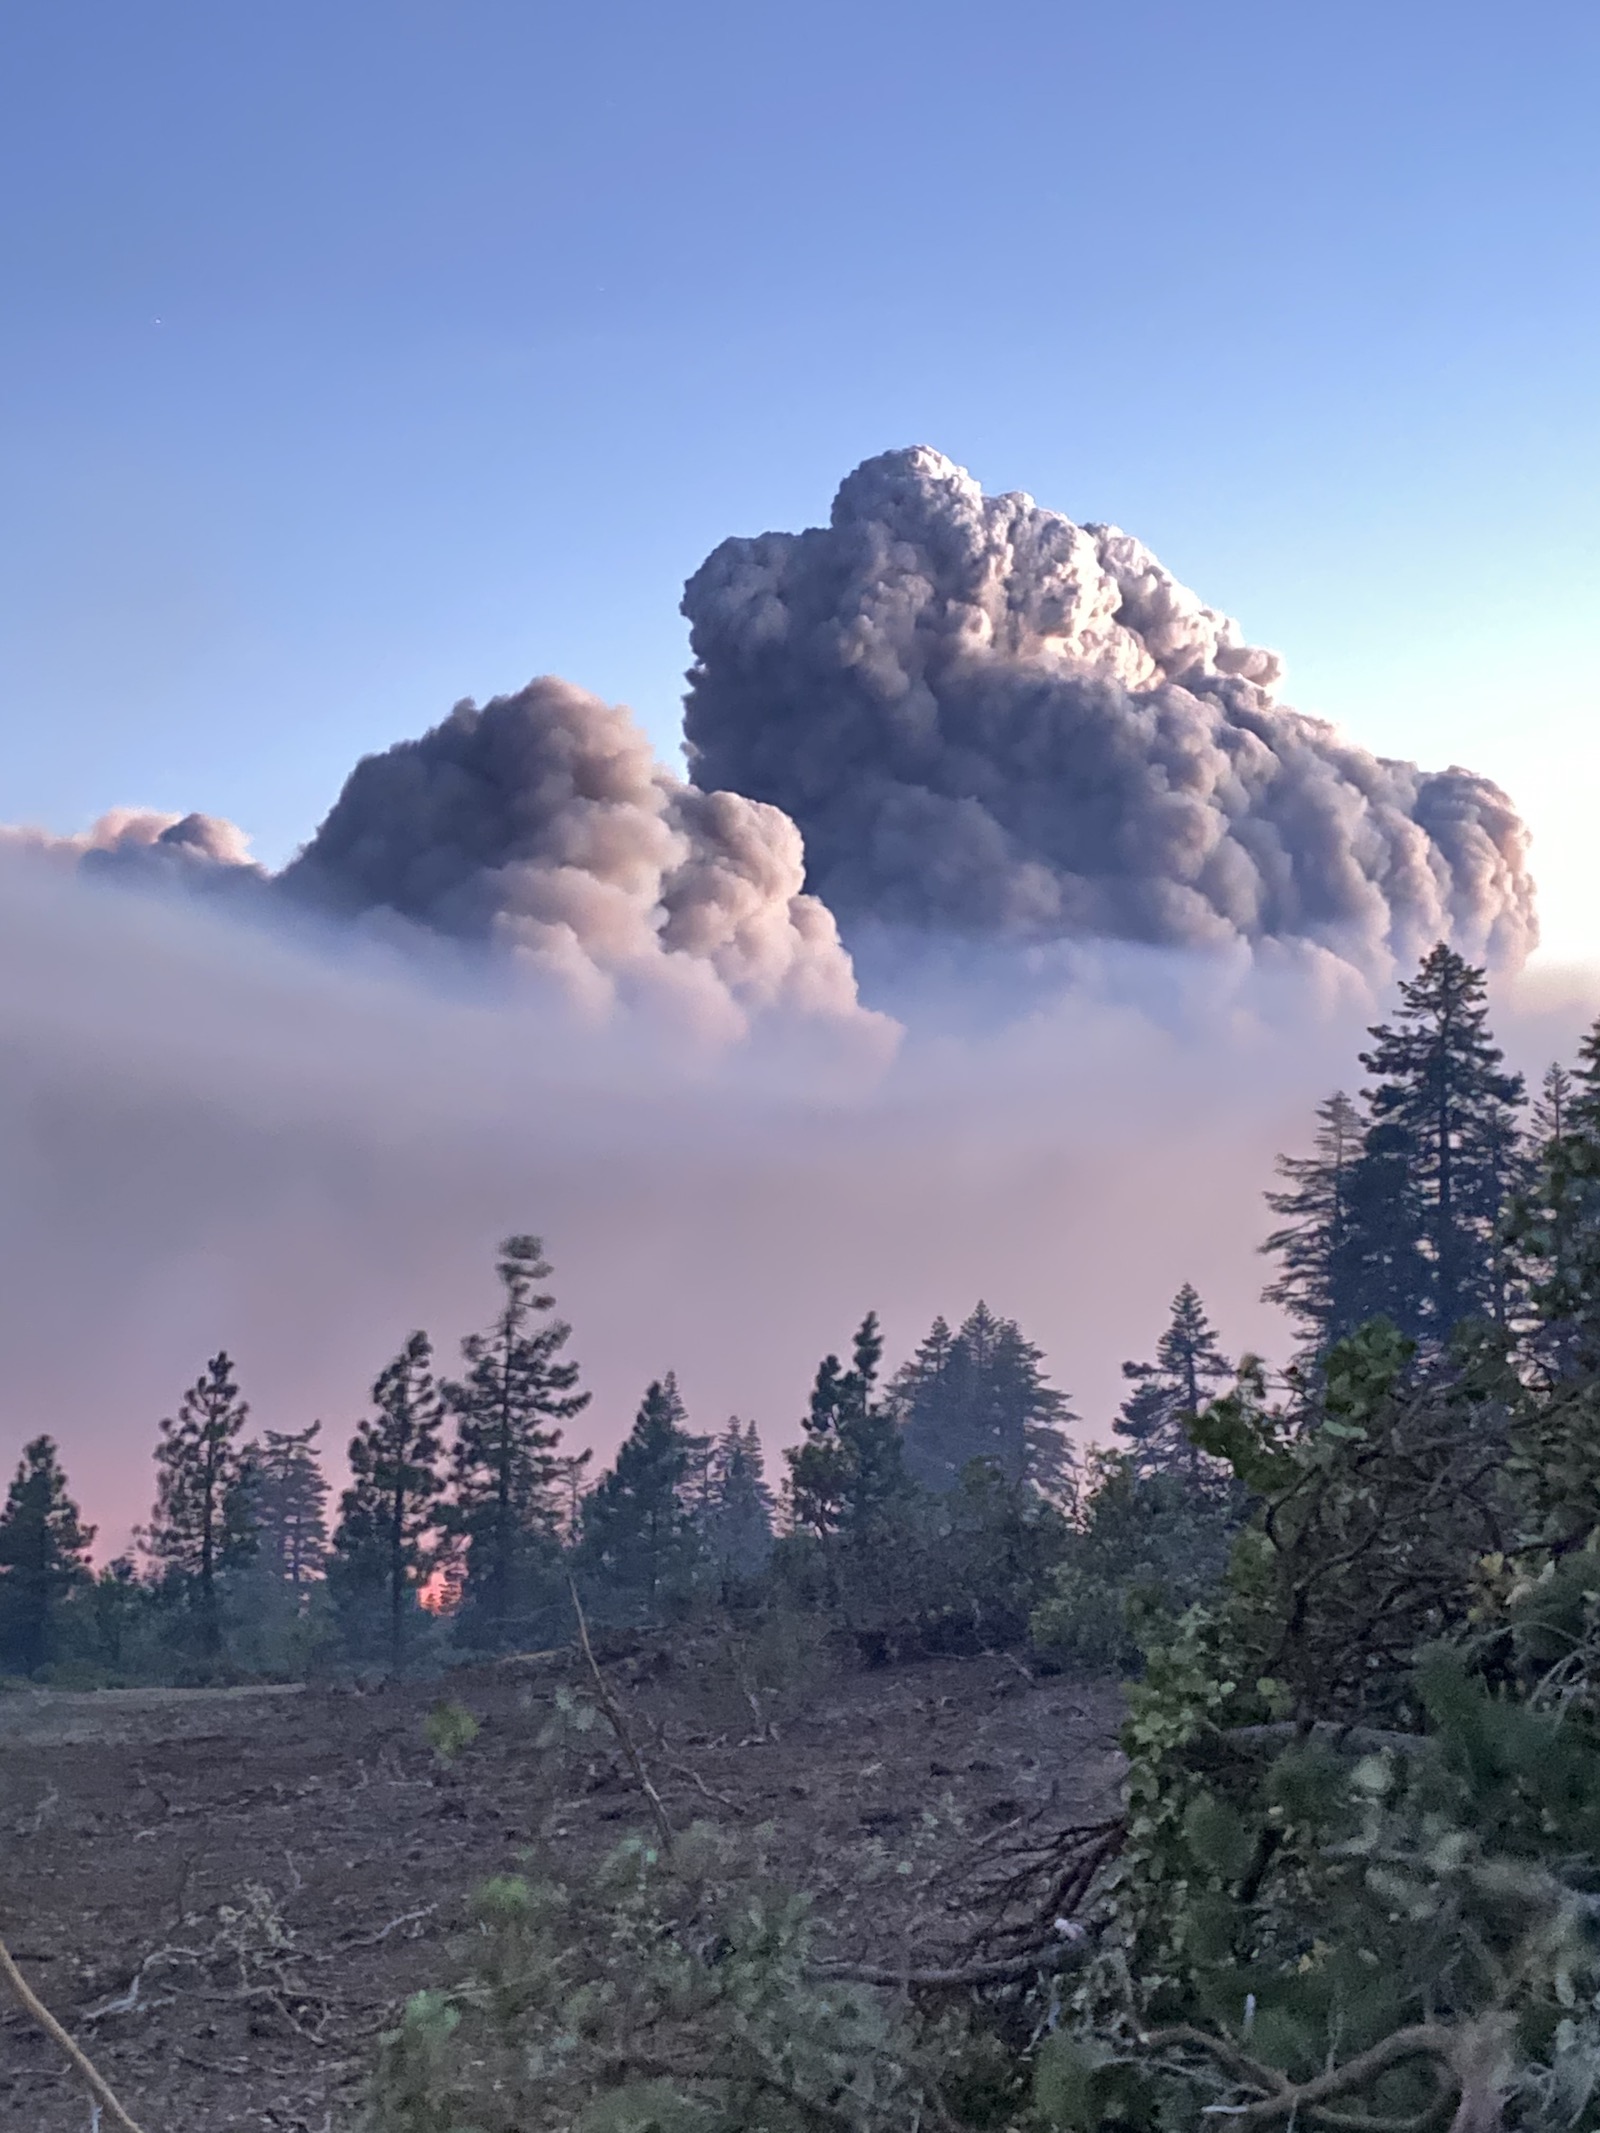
<box><xmin>0</xmin><ymin>1645</ymin><xmax>1122</xmax><ymax>2130</ymax></box>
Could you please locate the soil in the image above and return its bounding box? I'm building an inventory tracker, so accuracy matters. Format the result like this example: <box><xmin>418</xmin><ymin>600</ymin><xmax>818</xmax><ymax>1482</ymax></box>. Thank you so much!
<box><xmin>0</xmin><ymin>1640</ymin><xmax>1123</xmax><ymax>2131</ymax></box>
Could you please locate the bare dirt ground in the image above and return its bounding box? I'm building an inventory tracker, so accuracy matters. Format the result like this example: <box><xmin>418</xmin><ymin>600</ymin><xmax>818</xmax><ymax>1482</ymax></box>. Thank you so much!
<box><xmin>0</xmin><ymin>1640</ymin><xmax>1123</xmax><ymax>2131</ymax></box>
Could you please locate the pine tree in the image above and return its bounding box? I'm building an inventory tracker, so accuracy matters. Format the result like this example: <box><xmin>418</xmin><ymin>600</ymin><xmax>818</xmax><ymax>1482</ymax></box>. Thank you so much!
<box><xmin>1356</xmin><ymin>942</ymin><xmax>1525</xmax><ymax>1337</ymax></box>
<box><xmin>146</xmin><ymin>1352</ymin><xmax>256</xmax><ymax>1662</ymax></box>
<box><xmin>577</xmin><ymin>1375</ymin><xmax>708</xmax><ymax>1624</ymax></box>
<box><xmin>786</xmin><ymin>1313</ymin><xmax>908</xmax><ymax>1544</ymax></box>
<box><xmin>245</xmin><ymin>1423</ymin><xmax>329</xmax><ymax>1591</ymax></box>
<box><xmin>1114</xmin><ymin>1284</ymin><xmax>1233</xmax><ymax>1483</ymax></box>
<box><xmin>330</xmin><ymin>1332</ymin><xmax>446</xmax><ymax>1670</ymax></box>
<box><xmin>1507</xmin><ymin>1020</ymin><xmax>1600</xmax><ymax>1371</ymax></box>
<box><xmin>696</xmin><ymin>1419</ymin><xmax>776</xmax><ymax>1587</ymax></box>
<box><xmin>89</xmin><ymin>1555</ymin><xmax>150</xmax><ymax>1676</ymax></box>
<box><xmin>0</xmin><ymin>1437</ymin><xmax>95</xmax><ymax>1676</ymax></box>
<box><xmin>1261</xmin><ymin>1090</ymin><xmax>1367</xmax><ymax>1352</ymax></box>
<box><xmin>445</xmin><ymin>1235</ymin><xmax>589</xmax><ymax>1652</ymax></box>
<box><xmin>1532</xmin><ymin>1061</ymin><xmax>1575</xmax><ymax>1145</ymax></box>
<box><xmin>1572</xmin><ymin>1020</ymin><xmax>1600</xmax><ymax>1132</ymax></box>
<box><xmin>549</xmin><ymin>1450</ymin><xmax>595</xmax><ymax>1544</ymax></box>
<box><xmin>896</xmin><ymin>1303</ymin><xmax>1076</xmax><ymax>1499</ymax></box>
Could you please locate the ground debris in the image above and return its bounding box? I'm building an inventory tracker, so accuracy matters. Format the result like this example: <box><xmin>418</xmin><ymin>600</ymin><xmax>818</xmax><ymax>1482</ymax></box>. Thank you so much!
<box><xmin>1</xmin><ymin>1649</ymin><xmax>1122</xmax><ymax>2130</ymax></box>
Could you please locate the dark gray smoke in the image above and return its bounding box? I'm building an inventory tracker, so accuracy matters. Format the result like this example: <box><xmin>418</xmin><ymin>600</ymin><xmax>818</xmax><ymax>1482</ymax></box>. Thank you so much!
<box><xmin>682</xmin><ymin>446</ymin><xmax>1536</xmax><ymax>974</ymax></box>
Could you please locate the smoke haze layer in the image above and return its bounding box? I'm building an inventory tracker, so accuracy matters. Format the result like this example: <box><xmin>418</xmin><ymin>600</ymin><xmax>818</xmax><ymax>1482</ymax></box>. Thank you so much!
<box><xmin>0</xmin><ymin>852</ymin><xmax>1416</xmax><ymax>1555</ymax></box>
<box><xmin>682</xmin><ymin>447</ymin><xmax>1536</xmax><ymax>975</ymax></box>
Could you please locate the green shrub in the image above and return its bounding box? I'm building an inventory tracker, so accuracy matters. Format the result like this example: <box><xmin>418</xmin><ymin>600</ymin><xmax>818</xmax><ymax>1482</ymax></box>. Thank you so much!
<box><xmin>1030</xmin><ymin>1452</ymin><xmax>1239</xmax><ymax>1673</ymax></box>
<box><xmin>367</xmin><ymin>1823</ymin><xmax>945</xmax><ymax>2132</ymax></box>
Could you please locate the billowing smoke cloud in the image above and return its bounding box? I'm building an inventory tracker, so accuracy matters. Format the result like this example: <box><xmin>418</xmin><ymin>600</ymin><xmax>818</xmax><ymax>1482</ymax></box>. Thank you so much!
<box><xmin>682</xmin><ymin>446</ymin><xmax>1537</xmax><ymax>975</ymax></box>
<box><xmin>5</xmin><ymin>683</ymin><xmax>890</xmax><ymax>1054</ymax></box>
<box><xmin>281</xmin><ymin>678</ymin><xmax>887</xmax><ymax>1048</ymax></box>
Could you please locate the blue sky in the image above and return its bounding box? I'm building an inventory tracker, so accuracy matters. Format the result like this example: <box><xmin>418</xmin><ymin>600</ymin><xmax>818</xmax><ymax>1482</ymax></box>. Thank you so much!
<box><xmin>3</xmin><ymin>0</ymin><xmax>1597</xmax><ymax>955</ymax></box>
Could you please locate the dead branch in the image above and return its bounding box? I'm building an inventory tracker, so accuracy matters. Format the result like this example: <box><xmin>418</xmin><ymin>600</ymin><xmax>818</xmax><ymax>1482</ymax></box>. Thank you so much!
<box><xmin>82</xmin><ymin>1938</ymin><xmax>207</xmax><ymax>2022</ymax></box>
<box><xmin>568</xmin><ymin>1578</ymin><xmax>675</xmax><ymax>1850</ymax></box>
<box><xmin>1221</xmin><ymin>1721</ymin><xmax>1433</xmax><ymax>1757</ymax></box>
<box><xmin>0</xmin><ymin>1928</ymin><xmax>151</xmax><ymax>2133</ymax></box>
<box><xmin>333</xmin><ymin>1904</ymin><xmax>439</xmax><ymax>1951</ymax></box>
<box><xmin>811</xmin><ymin>1933</ymin><xmax>1096</xmax><ymax>1990</ymax></box>
<box><xmin>1141</xmin><ymin>2019</ymin><xmax>1459</xmax><ymax>2128</ymax></box>
<box><xmin>951</xmin><ymin>1815</ymin><xmax>1124</xmax><ymax>1960</ymax></box>
<box><xmin>664</xmin><ymin>1760</ymin><xmax>741</xmax><ymax>1810</ymax></box>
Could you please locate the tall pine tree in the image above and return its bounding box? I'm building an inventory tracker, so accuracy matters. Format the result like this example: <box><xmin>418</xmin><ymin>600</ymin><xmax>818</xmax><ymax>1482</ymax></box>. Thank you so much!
<box><xmin>146</xmin><ymin>1352</ymin><xmax>256</xmax><ymax>1662</ymax></box>
<box><xmin>0</xmin><ymin>1437</ymin><xmax>95</xmax><ymax>1676</ymax></box>
<box><xmin>245</xmin><ymin>1423</ymin><xmax>329</xmax><ymax>1591</ymax></box>
<box><xmin>1507</xmin><ymin>1018</ymin><xmax>1600</xmax><ymax>1371</ymax></box>
<box><xmin>696</xmin><ymin>1419</ymin><xmax>776</xmax><ymax>1588</ymax></box>
<box><xmin>549</xmin><ymin>1450</ymin><xmax>595</xmax><ymax>1544</ymax></box>
<box><xmin>1355</xmin><ymin>942</ymin><xmax>1525</xmax><ymax>1337</ymax></box>
<box><xmin>1261</xmin><ymin>1090</ymin><xmax>1367</xmax><ymax>1352</ymax></box>
<box><xmin>786</xmin><ymin>1312</ymin><xmax>908</xmax><ymax>1545</ymax></box>
<box><xmin>1113</xmin><ymin>1284</ymin><xmax>1232</xmax><ymax>1484</ymax></box>
<box><xmin>1532</xmin><ymin>1061</ymin><xmax>1575</xmax><ymax>1145</ymax></box>
<box><xmin>446</xmin><ymin>1235</ymin><xmax>589</xmax><ymax>1652</ymax></box>
<box><xmin>330</xmin><ymin>1332</ymin><xmax>446</xmax><ymax>1670</ymax></box>
<box><xmin>895</xmin><ymin>1303</ymin><xmax>1076</xmax><ymax>1499</ymax></box>
<box><xmin>577</xmin><ymin>1374</ymin><xmax>707</xmax><ymax>1624</ymax></box>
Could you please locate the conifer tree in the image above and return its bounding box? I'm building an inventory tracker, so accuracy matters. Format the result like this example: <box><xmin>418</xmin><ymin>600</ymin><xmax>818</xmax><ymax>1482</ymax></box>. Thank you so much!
<box><xmin>1261</xmin><ymin>1090</ymin><xmax>1367</xmax><ymax>1351</ymax></box>
<box><xmin>1507</xmin><ymin>1018</ymin><xmax>1600</xmax><ymax>1371</ymax></box>
<box><xmin>330</xmin><ymin>1332</ymin><xmax>446</xmax><ymax>1670</ymax></box>
<box><xmin>549</xmin><ymin>1450</ymin><xmax>595</xmax><ymax>1544</ymax></box>
<box><xmin>146</xmin><ymin>1352</ymin><xmax>256</xmax><ymax>1661</ymax></box>
<box><xmin>89</xmin><ymin>1556</ymin><xmax>149</xmax><ymax>1676</ymax></box>
<box><xmin>696</xmin><ymin>1418</ymin><xmax>776</xmax><ymax>1587</ymax></box>
<box><xmin>1532</xmin><ymin>1060</ymin><xmax>1575</xmax><ymax>1145</ymax></box>
<box><xmin>1114</xmin><ymin>1284</ymin><xmax>1232</xmax><ymax>1483</ymax></box>
<box><xmin>1356</xmin><ymin>942</ymin><xmax>1525</xmax><ymax>1336</ymax></box>
<box><xmin>577</xmin><ymin>1374</ymin><xmax>708</xmax><ymax>1624</ymax></box>
<box><xmin>896</xmin><ymin>1303</ymin><xmax>1076</xmax><ymax>1498</ymax></box>
<box><xmin>892</xmin><ymin>1312</ymin><xmax>963</xmax><ymax>1496</ymax></box>
<box><xmin>0</xmin><ymin>1437</ymin><xmax>95</xmax><ymax>1676</ymax></box>
<box><xmin>245</xmin><ymin>1423</ymin><xmax>329</xmax><ymax>1591</ymax></box>
<box><xmin>445</xmin><ymin>1235</ymin><xmax>589</xmax><ymax>1651</ymax></box>
<box><xmin>786</xmin><ymin>1312</ymin><xmax>908</xmax><ymax>1544</ymax></box>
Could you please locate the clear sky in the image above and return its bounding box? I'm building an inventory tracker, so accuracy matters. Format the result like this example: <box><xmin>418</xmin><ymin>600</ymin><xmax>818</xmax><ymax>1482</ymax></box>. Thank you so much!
<box><xmin>3</xmin><ymin>0</ymin><xmax>1597</xmax><ymax>956</ymax></box>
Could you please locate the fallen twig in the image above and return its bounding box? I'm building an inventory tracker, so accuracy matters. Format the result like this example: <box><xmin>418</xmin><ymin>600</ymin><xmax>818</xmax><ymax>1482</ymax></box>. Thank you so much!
<box><xmin>664</xmin><ymin>1760</ymin><xmax>741</xmax><ymax>1810</ymax></box>
<box><xmin>1142</xmin><ymin>2019</ymin><xmax>1460</xmax><ymax>2128</ymax></box>
<box><xmin>812</xmin><ymin>1933</ymin><xmax>1095</xmax><ymax>1990</ymax></box>
<box><xmin>0</xmin><ymin>1928</ymin><xmax>151</xmax><ymax>2133</ymax></box>
<box><xmin>568</xmin><ymin>1578</ymin><xmax>675</xmax><ymax>1850</ymax></box>
<box><xmin>1221</xmin><ymin>1721</ymin><xmax>1433</xmax><ymax>1758</ymax></box>
<box><xmin>335</xmin><ymin>1904</ymin><xmax>438</xmax><ymax>1951</ymax></box>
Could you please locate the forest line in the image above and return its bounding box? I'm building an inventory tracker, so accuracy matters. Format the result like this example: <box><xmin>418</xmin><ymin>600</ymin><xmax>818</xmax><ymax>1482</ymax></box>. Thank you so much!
<box><xmin>0</xmin><ymin>941</ymin><xmax>1582</xmax><ymax>1687</ymax></box>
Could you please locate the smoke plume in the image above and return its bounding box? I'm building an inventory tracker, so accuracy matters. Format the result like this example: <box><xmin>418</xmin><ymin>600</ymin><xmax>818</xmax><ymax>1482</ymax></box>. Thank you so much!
<box><xmin>2</xmin><ymin>443</ymin><xmax>1573</xmax><ymax>1550</ymax></box>
<box><xmin>277</xmin><ymin>677</ymin><xmax>884</xmax><ymax>1047</ymax></box>
<box><xmin>682</xmin><ymin>447</ymin><xmax>1536</xmax><ymax>975</ymax></box>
